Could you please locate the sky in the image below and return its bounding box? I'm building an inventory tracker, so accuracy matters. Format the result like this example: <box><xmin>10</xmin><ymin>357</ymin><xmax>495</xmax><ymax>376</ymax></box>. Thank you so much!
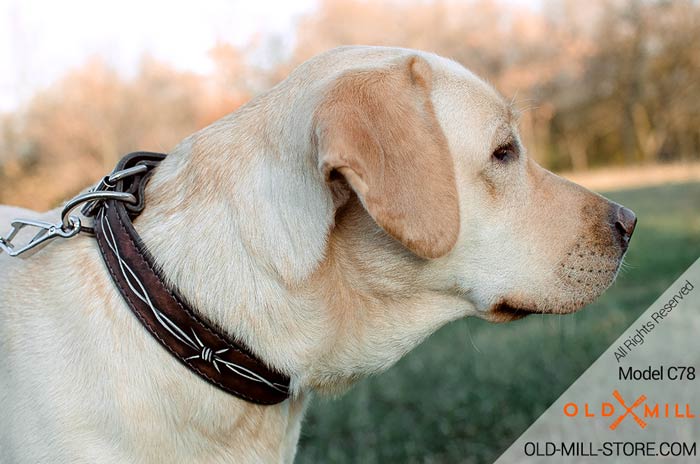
<box><xmin>0</xmin><ymin>0</ymin><xmax>318</xmax><ymax>111</ymax></box>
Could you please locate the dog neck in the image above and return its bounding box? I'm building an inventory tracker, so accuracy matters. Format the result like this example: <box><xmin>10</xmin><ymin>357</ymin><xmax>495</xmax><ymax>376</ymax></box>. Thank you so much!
<box><xmin>125</xmin><ymin>97</ymin><xmax>339</xmax><ymax>459</ymax></box>
<box><xmin>134</xmin><ymin>101</ymin><xmax>334</xmax><ymax>379</ymax></box>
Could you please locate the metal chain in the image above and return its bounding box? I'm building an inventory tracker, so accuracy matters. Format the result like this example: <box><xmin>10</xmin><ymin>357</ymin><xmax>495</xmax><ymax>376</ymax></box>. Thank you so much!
<box><xmin>0</xmin><ymin>165</ymin><xmax>146</xmax><ymax>258</ymax></box>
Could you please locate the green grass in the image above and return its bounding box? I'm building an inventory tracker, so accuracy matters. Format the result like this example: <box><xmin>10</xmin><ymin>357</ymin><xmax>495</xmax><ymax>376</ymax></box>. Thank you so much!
<box><xmin>296</xmin><ymin>181</ymin><xmax>700</xmax><ymax>464</ymax></box>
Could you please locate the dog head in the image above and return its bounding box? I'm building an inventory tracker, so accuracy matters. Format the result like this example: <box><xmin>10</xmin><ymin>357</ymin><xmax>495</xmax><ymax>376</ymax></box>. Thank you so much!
<box><xmin>310</xmin><ymin>47</ymin><xmax>635</xmax><ymax>322</ymax></box>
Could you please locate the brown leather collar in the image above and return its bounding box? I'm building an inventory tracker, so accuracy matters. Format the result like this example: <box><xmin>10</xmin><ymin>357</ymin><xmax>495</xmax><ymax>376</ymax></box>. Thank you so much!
<box><xmin>89</xmin><ymin>152</ymin><xmax>290</xmax><ymax>405</ymax></box>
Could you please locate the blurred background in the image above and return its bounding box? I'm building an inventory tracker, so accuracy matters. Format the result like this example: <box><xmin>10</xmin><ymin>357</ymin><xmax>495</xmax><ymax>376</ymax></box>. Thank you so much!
<box><xmin>1</xmin><ymin>0</ymin><xmax>699</xmax><ymax>462</ymax></box>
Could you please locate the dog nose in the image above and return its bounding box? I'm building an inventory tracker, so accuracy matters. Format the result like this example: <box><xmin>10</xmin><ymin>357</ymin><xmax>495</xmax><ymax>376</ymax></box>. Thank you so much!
<box><xmin>614</xmin><ymin>205</ymin><xmax>637</xmax><ymax>250</ymax></box>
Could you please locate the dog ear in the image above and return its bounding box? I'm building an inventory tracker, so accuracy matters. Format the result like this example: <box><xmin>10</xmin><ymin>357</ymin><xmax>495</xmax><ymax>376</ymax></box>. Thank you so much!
<box><xmin>315</xmin><ymin>55</ymin><xmax>460</xmax><ymax>259</ymax></box>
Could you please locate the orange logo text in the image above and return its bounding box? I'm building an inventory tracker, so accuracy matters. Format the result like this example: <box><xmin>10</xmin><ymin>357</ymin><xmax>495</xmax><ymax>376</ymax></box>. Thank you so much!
<box><xmin>563</xmin><ymin>390</ymin><xmax>696</xmax><ymax>430</ymax></box>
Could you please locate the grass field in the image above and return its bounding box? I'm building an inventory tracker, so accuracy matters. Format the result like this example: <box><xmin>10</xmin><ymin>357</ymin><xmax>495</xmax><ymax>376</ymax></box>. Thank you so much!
<box><xmin>296</xmin><ymin>181</ymin><xmax>700</xmax><ymax>464</ymax></box>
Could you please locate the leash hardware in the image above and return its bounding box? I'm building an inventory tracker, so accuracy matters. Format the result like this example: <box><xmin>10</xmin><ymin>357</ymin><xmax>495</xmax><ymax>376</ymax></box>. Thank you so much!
<box><xmin>0</xmin><ymin>162</ymin><xmax>148</xmax><ymax>258</ymax></box>
<box><xmin>80</xmin><ymin>164</ymin><xmax>149</xmax><ymax>219</ymax></box>
<box><xmin>0</xmin><ymin>216</ymin><xmax>81</xmax><ymax>258</ymax></box>
<box><xmin>0</xmin><ymin>191</ymin><xmax>137</xmax><ymax>258</ymax></box>
<box><xmin>62</xmin><ymin>190</ymin><xmax>137</xmax><ymax>234</ymax></box>
<box><xmin>105</xmin><ymin>164</ymin><xmax>149</xmax><ymax>185</ymax></box>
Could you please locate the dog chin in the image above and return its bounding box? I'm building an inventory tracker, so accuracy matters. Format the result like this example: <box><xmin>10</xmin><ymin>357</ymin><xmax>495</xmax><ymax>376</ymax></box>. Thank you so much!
<box><xmin>482</xmin><ymin>290</ymin><xmax>605</xmax><ymax>323</ymax></box>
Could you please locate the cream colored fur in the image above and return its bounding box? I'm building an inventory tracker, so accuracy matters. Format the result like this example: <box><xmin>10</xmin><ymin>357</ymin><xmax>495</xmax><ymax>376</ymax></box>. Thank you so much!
<box><xmin>0</xmin><ymin>46</ymin><xmax>631</xmax><ymax>463</ymax></box>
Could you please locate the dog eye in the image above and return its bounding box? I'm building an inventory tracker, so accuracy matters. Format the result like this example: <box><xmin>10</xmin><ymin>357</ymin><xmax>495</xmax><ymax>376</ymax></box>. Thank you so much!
<box><xmin>492</xmin><ymin>143</ymin><xmax>517</xmax><ymax>163</ymax></box>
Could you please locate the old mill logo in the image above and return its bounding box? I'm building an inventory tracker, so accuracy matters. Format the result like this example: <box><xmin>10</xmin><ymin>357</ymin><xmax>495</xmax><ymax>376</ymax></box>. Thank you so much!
<box><xmin>563</xmin><ymin>390</ymin><xmax>696</xmax><ymax>430</ymax></box>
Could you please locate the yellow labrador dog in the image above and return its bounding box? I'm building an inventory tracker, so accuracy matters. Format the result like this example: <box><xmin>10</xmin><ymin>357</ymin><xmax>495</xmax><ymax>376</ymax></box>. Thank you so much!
<box><xmin>0</xmin><ymin>46</ymin><xmax>635</xmax><ymax>463</ymax></box>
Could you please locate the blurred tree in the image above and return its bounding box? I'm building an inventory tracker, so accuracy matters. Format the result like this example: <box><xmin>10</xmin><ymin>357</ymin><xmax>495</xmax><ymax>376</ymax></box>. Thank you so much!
<box><xmin>288</xmin><ymin>0</ymin><xmax>699</xmax><ymax>170</ymax></box>
<box><xmin>0</xmin><ymin>52</ymin><xmax>252</xmax><ymax>209</ymax></box>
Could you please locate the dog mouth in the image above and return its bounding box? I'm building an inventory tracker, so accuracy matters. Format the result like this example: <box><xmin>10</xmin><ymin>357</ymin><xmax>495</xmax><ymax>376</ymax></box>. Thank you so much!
<box><xmin>486</xmin><ymin>301</ymin><xmax>542</xmax><ymax>323</ymax></box>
